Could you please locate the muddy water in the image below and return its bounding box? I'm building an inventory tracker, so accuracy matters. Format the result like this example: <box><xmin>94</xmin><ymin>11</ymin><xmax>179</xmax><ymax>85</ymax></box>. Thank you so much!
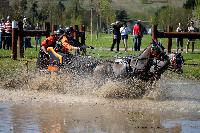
<box><xmin>0</xmin><ymin>73</ymin><xmax>200</xmax><ymax>133</ymax></box>
<box><xmin>1</xmin><ymin>101</ymin><xmax>200</xmax><ymax>133</ymax></box>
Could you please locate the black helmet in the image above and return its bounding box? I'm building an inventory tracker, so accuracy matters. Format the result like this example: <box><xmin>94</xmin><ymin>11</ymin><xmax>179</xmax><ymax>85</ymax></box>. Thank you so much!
<box><xmin>65</xmin><ymin>27</ymin><xmax>70</xmax><ymax>34</ymax></box>
<box><xmin>56</xmin><ymin>28</ymin><xmax>64</xmax><ymax>35</ymax></box>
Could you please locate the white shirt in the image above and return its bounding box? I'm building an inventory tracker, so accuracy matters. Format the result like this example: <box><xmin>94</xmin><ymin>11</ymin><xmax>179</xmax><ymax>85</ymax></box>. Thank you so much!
<box><xmin>188</xmin><ymin>26</ymin><xmax>195</xmax><ymax>32</ymax></box>
<box><xmin>0</xmin><ymin>23</ymin><xmax>4</xmax><ymax>32</ymax></box>
<box><xmin>120</xmin><ymin>26</ymin><xmax>131</xmax><ymax>36</ymax></box>
<box><xmin>176</xmin><ymin>26</ymin><xmax>183</xmax><ymax>32</ymax></box>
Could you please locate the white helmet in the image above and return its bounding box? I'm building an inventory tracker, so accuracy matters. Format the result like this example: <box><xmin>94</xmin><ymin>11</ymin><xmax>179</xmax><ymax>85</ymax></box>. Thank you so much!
<box><xmin>7</xmin><ymin>16</ymin><xmax>10</xmax><ymax>20</ymax></box>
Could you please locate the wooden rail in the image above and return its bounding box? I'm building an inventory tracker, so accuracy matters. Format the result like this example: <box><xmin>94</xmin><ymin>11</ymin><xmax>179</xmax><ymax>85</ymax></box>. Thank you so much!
<box><xmin>152</xmin><ymin>25</ymin><xmax>200</xmax><ymax>53</ymax></box>
<box><xmin>157</xmin><ymin>32</ymin><xmax>200</xmax><ymax>39</ymax></box>
<box><xmin>11</xmin><ymin>21</ymin><xmax>51</xmax><ymax>59</ymax></box>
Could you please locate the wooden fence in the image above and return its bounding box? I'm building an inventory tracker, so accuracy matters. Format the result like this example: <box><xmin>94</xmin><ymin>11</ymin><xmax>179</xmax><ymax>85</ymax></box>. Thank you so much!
<box><xmin>152</xmin><ymin>25</ymin><xmax>200</xmax><ymax>53</ymax></box>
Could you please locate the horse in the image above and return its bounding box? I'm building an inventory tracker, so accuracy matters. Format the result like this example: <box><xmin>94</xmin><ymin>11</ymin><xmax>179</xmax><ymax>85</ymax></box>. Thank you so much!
<box><xmin>36</xmin><ymin>35</ymin><xmax>184</xmax><ymax>81</ymax></box>
<box><xmin>93</xmin><ymin>41</ymin><xmax>184</xmax><ymax>81</ymax></box>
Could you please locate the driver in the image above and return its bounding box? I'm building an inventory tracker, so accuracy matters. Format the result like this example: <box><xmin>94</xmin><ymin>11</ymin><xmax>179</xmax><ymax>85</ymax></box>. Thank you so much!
<box><xmin>41</xmin><ymin>29</ymin><xmax>82</xmax><ymax>54</ymax></box>
<box><xmin>37</xmin><ymin>28</ymin><xmax>86</xmax><ymax>69</ymax></box>
<box><xmin>55</xmin><ymin>28</ymin><xmax>83</xmax><ymax>53</ymax></box>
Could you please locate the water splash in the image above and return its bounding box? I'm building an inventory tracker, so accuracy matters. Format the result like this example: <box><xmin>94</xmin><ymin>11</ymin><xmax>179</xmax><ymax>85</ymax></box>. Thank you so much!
<box><xmin>1</xmin><ymin>67</ymin><xmax>158</xmax><ymax>100</ymax></box>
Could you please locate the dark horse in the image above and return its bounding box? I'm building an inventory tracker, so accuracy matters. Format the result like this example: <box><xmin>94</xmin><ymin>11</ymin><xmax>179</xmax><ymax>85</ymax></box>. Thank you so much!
<box><xmin>93</xmin><ymin>41</ymin><xmax>184</xmax><ymax>81</ymax></box>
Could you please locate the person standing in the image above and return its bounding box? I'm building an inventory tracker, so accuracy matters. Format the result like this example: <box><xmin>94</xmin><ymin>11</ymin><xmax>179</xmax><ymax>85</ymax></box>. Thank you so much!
<box><xmin>0</xmin><ymin>18</ymin><xmax>5</xmax><ymax>49</ymax></box>
<box><xmin>120</xmin><ymin>23</ymin><xmax>131</xmax><ymax>52</ymax></box>
<box><xmin>35</xmin><ymin>23</ymin><xmax>41</xmax><ymax>50</ymax></box>
<box><xmin>23</xmin><ymin>16</ymin><xmax>28</xmax><ymax>48</ymax></box>
<box><xmin>110</xmin><ymin>21</ymin><xmax>121</xmax><ymax>52</ymax></box>
<box><xmin>186</xmin><ymin>21</ymin><xmax>197</xmax><ymax>53</ymax></box>
<box><xmin>4</xmin><ymin>16</ymin><xmax>12</xmax><ymax>50</ymax></box>
<box><xmin>132</xmin><ymin>20</ymin><xmax>142</xmax><ymax>51</ymax></box>
<box><xmin>176</xmin><ymin>22</ymin><xmax>184</xmax><ymax>52</ymax></box>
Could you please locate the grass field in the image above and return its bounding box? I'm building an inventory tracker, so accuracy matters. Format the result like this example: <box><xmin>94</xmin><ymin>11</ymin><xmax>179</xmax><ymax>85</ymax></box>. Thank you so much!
<box><xmin>0</xmin><ymin>33</ymin><xmax>200</xmax><ymax>80</ymax></box>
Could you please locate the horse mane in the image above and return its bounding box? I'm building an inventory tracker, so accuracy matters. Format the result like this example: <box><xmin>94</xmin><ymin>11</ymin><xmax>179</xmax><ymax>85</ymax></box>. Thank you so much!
<box><xmin>136</xmin><ymin>44</ymin><xmax>152</xmax><ymax>60</ymax></box>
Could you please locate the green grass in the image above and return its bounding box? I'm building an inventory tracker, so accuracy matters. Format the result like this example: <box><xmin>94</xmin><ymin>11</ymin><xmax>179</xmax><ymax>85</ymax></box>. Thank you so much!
<box><xmin>86</xmin><ymin>33</ymin><xmax>200</xmax><ymax>50</ymax></box>
<box><xmin>0</xmin><ymin>33</ymin><xmax>199</xmax><ymax>80</ymax></box>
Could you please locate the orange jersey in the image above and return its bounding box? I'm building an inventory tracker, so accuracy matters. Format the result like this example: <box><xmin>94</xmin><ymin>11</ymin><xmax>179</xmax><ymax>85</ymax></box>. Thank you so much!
<box><xmin>41</xmin><ymin>35</ymin><xmax>56</xmax><ymax>48</ymax></box>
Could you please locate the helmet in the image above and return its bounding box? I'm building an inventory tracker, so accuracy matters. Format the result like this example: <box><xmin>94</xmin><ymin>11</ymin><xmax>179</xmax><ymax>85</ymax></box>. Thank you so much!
<box><xmin>65</xmin><ymin>27</ymin><xmax>70</xmax><ymax>31</ymax></box>
<box><xmin>7</xmin><ymin>16</ymin><xmax>10</xmax><ymax>20</ymax></box>
<box><xmin>56</xmin><ymin>28</ymin><xmax>64</xmax><ymax>35</ymax></box>
<box><xmin>65</xmin><ymin>27</ymin><xmax>71</xmax><ymax>35</ymax></box>
<box><xmin>48</xmin><ymin>35</ymin><xmax>55</xmax><ymax>41</ymax></box>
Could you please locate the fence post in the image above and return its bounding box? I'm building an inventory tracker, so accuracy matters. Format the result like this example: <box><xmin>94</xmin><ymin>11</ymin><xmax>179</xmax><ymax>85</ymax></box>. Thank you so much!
<box><xmin>152</xmin><ymin>25</ymin><xmax>158</xmax><ymax>42</ymax></box>
<box><xmin>80</xmin><ymin>25</ymin><xmax>85</xmax><ymax>45</ymax></box>
<box><xmin>11</xmin><ymin>20</ymin><xmax>18</xmax><ymax>60</ymax></box>
<box><xmin>73</xmin><ymin>25</ymin><xmax>79</xmax><ymax>55</ymax></box>
<box><xmin>167</xmin><ymin>25</ymin><xmax>173</xmax><ymax>53</ymax></box>
<box><xmin>52</xmin><ymin>24</ymin><xmax>58</xmax><ymax>34</ymax></box>
<box><xmin>80</xmin><ymin>25</ymin><xmax>86</xmax><ymax>55</ymax></box>
<box><xmin>74</xmin><ymin>25</ymin><xmax>79</xmax><ymax>41</ymax></box>
<box><xmin>18</xmin><ymin>21</ymin><xmax>24</xmax><ymax>58</ymax></box>
<box><xmin>45</xmin><ymin>22</ymin><xmax>51</xmax><ymax>37</ymax></box>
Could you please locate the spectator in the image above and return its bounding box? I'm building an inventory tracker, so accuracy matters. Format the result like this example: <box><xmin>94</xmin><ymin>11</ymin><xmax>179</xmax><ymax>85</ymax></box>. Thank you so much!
<box><xmin>23</xmin><ymin>17</ymin><xmax>32</xmax><ymax>48</ymax></box>
<box><xmin>0</xmin><ymin>18</ymin><xmax>5</xmax><ymax>49</ymax></box>
<box><xmin>176</xmin><ymin>22</ymin><xmax>184</xmax><ymax>52</ymax></box>
<box><xmin>132</xmin><ymin>20</ymin><xmax>143</xmax><ymax>51</ymax></box>
<box><xmin>4</xmin><ymin>16</ymin><xmax>12</xmax><ymax>50</ymax></box>
<box><xmin>186</xmin><ymin>21</ymin><xmax>197</xmax><ymax>53</ymax></box>
<box><xmin>35</xmin><ymin>23</ymin><xmax>41</xmax><ymax>50</ymax></box>
<box><xmin>23</xmin><ymin>16</ymin><xmax>28</xmax><ymax>48</ymax></box>
<box><xmin>110</xmin><ymin>21</ymin><xmax>121</xmax><ymax>52</ymax></box>
<box><xmin>120</xmin><ymin>22</ymin><xmax>131</xmax><ymax>52</ymax></box>
<box><xmin>23</xmin><ymin>16</ymin><xmax>28</xmax><ymax>30</ymax></box>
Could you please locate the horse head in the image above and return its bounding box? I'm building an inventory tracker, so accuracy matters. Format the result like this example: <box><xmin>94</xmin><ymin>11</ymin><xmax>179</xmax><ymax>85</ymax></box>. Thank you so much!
<box><xmin>99</xmin><ymin>41</ymin><xmax>168</xmax><ymax>80</ymax></box>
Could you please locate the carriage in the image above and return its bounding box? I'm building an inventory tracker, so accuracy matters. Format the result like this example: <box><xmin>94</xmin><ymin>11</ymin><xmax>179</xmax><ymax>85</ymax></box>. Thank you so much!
<box><xmin>36</xmin><ymin>33</ymin><xmax>184</xmax><ymax>81</ymax></box>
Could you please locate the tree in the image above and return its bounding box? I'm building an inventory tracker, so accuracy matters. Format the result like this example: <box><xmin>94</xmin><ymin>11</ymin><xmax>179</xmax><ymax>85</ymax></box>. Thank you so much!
<box><xmin>153</xmin><ymin>6</ymin><xmax>191</xmax><ymax>31</ymax></box>
<box><xmin>0</xmin><ymin>0</ymin><xmax>10</xmax><ymax>18</ymax></box>
<box><xmin>54</xmin><ymin>0</ymin><xmax>66</xmax><ymax>24</ymax></box>
<box><xmin>37</xmin><ymin>6</ymin><xmax>49</xmax><ymax>23</ymax></box>
<box><xmin>94</xmin><ymin>0</ymin><xmax>115</xmax><ymax>31</ymax></box>
<box><xmin>30</xmin><ymin>1</ymin><xmax>38</xmax><ymax>23</ymax></box>
<box><xmin>20</xmin><ymin>0</ymin><xmax>27</xmax><ymax>14</ymax></box>
<box><xmin>192</xmin><ymin>0</ymin><xmax>200</xmax><ymax>27</ymax></box>
<box><xmin>61</xmin><ymin>0</ymin><xmax>85</xmax><ymax>26</ymax></box>
<box><xmin>115</xmin><ymin>9</ymin><xmax>129</xmax><ymax>22</ymax></box>
<box><xmin>183</xmin><ymin>0</ymin><xmax>196</xmax><ymax>9</ymax></box>
<box><xmin>70</xmin><ymin>0</ymin><xmax>84</xmax><ymax>25</ymax></box>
